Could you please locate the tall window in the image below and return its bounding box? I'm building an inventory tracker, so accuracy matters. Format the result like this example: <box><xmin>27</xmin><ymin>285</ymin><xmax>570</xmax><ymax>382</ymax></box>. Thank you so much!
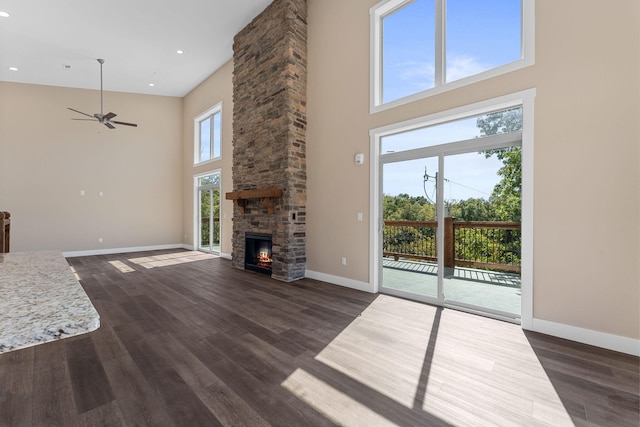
<box><xmin>371</xmin><ymin>0</ymin><xmax>534</xmax><ymax>111</ymax></box>
<box><xmin>194</xmin><ymin>103</ymin><xmax>222</xmax><ymax>164</ymax></box>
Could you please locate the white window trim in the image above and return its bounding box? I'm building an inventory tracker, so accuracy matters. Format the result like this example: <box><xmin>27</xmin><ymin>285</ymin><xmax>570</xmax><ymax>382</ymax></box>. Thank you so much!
<box><xmin>194</xmin><ymin>102</ymin><xmax>223</xmax><ymax>165</ymax></box>
<box><xmin>370</xmin><ymin>0</ymin><xmax>535</xmax><ymax>114</ymax></box>
<box><xmin>369</xmin><ymin>88</ymin><xmax>536</xmax><ymax>327</ymax></box>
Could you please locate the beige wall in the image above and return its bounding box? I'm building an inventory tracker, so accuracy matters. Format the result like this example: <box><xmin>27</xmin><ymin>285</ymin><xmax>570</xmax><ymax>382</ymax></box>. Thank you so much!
<box><xmin>305</xmin><ymin>0</ymin><xmax>639</xmax><ymax>339</ymax></box>
<box><xmin>0</xmin><ymin>82</ymin><xmax>183</xmax><ymax>252</ymax></box>
<box><xmin>181</xmin><ymin>60</ymin><xmax>234</xmax><ymax>255</ymax></box>
<box><xmin>532</xmin><ymin>1</ymin><xmax>639</xmax><ymax>338</ymax></box>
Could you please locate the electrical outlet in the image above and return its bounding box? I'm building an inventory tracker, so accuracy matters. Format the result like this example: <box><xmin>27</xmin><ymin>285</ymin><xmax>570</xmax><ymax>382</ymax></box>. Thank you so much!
<box><xmin>80</xmin><ymin>190</ymin><xmax>85</xmax><ymax>196</ymax></box>
<box><xmin>98</xmin><ymin>238</ymin><xmax>103</xmax><ymax>243</ymax></box>
<box><xmin>357</xmin><ymin>212</ymin><xmax>363</xmax><ymax>221</ymax></box>
<box><xmin>341</xmin><ymin>257</ymin><xmax>347</xmax><ymax>265</ymax></box>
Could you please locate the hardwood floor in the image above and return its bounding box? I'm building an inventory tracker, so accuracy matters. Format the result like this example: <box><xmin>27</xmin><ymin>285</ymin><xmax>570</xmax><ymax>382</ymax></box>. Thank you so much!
<box><xmin>0</xmin><ymin>249</ymin><xmax>638</xmax><ymax>426</ymax></box>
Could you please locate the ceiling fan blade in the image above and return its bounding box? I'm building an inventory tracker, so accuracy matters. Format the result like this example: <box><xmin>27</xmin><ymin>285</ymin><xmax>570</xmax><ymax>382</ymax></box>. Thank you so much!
<box><xmin>103</xmin><ymin>122</ymin><xmax>116</xmax><ymax>129</ymax></box>
<box><xmin>103</xmin><ymin>112</ymin><xmax>117</xmax><ymax>121</ymax></box>
<box><xmin>112</xmin><ymin>121</ymin><xmax>138</xmax><ymax>127</ymax></box>
<box><xmin>71</xmin><ymin>118</ymin><xmax>98</xmax><ymax>121</ymax></box>
<box><xmin>67</xmin><ymin>107</ymin><xmax>95</xmax><ymax>118</ymax></box>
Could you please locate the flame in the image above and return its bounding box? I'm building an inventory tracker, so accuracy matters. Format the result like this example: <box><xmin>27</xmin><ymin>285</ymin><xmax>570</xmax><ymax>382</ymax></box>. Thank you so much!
<box><xmin>257</xmin><ymin>251</ymin><xmax>273</xmax><ymax>268</ymax></box>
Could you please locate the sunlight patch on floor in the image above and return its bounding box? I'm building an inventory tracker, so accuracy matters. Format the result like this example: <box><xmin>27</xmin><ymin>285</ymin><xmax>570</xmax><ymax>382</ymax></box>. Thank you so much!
<box><xmin>282</xmin><ymin>368</ymin><xmax>397</xmax><ymax>427</ymax></box>
<box><xmin>108</xmin><ymin>260</ymin><xmax>135</xmax><ymax>273</ymax></box>
<box><xmin>315</xmin><ymin>297</ymin><xmax>437</xmax><ymax>408</ymax></box>
<box><xmin>281</xmin><ymin>294</ymin><xmax>574</xmax><ymax>426</ymax></box>
<box><xmin>128</xmin><ymin>251</ymin><xmax>218</xmax><ymax>269</ymax></box>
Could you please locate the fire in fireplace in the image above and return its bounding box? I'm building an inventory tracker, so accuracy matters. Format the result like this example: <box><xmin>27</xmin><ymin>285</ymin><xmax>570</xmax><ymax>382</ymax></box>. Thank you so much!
<box><xmin>245</xmin><ymin>232</ymin><xmax>273</xmax><ymax>275</ymax></box>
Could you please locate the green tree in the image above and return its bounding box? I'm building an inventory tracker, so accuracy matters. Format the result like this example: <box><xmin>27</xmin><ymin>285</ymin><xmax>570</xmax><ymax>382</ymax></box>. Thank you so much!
<box><xmin>477</xmin><ymin>108</ymin><xmax>522</xmax><ymax>222</ymax></box>
<box><xmin>448</xmin><ymin>198</ymin><xmax>498</xmax><ymax>221</ymax></box>
<box><xmin>383</xmin><ymin>194</ymin><xmax>434</xmax><ymax>221</ymax></box>
<box><xmin>199</xmin><ymin>188</ymin><xmax>221</xmax><ymax>246</ymax></box>
<box><xmin>383</xmin><ymin>194</ymin><xmax>436</xmax><ymax>258</ymax></box>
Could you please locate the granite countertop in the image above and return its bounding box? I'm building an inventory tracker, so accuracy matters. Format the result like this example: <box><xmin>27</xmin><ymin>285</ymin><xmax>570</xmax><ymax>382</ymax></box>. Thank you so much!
<box><xmin>0</xmin><ymin>251</ymin><xmax>100</xmax><ymax>353</ymax></box>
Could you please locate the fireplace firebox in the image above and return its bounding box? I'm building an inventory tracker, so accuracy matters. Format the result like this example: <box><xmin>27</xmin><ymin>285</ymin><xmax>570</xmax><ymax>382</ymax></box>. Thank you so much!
<box><xmin>245</xmin><ymin>233</ymin><xmax>273</xmax><ymax>275</ymax></box>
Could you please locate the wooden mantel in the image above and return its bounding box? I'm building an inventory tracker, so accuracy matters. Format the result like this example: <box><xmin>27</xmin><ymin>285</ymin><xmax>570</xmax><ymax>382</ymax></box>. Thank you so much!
<box><xmin>225</xmin><ymin>188</ymin><xmax>283</xmax><ymax>214</ymax></box>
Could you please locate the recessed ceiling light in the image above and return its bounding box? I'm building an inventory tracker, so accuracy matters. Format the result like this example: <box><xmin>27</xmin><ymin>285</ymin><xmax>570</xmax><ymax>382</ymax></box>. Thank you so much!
<box><xmin>0</xmin><ymin>11</ymin><xmax>10</xmax><ymax>18</ymax></box>
<box><xmin>8</xmin><ymin>67</ymin><xmax>18</xmax><ymax>71</ymax></box>
<box><xmin>148</xmin><ymin>83</ymin><xmax>155</xmax><ymax>87</ymax></box>
<box><xmin>176</xmin><ymin>50</ymin><xmax>184</xmax><ymax>54</ymax></box>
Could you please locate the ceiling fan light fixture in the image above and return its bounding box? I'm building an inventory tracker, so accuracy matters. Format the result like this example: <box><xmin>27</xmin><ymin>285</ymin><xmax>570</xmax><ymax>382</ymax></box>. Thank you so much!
<box><xmin>8</xmin><ymin>67</ymin><xmax>18</xmax><ymax>71</ymax></box>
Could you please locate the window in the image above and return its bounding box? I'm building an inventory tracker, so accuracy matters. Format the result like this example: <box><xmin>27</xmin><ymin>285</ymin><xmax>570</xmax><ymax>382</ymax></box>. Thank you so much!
<box><xmin>194</xmin><ymin>103</ymin><xmax>222</xmax><ymax>164</ymax></box>
<box><xmin>381</xmin><ymin>106</ymin><xmax>523</xmax><ymax>154</ymax></box>
<box><xmin>371</xmin><ymin>0</ymin><xmax>534</xmax><ymax>111</ymax></box>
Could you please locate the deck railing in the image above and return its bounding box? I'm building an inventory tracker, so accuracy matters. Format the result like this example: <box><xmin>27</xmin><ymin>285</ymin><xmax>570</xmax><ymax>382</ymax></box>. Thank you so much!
<box><xmin>200</xmin><ymin>217</ymin><xmax>221</xmax><ymax>246</ymax></box>
<box><xmin>383</xmin><ymin>218</ymin><xmax>521</xmax><ymax>273</ymax></box>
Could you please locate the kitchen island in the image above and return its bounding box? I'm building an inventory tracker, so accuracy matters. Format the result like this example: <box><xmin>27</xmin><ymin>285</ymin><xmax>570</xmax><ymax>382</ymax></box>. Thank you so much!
<box><xmin>0</xmin><ymin>251</ymin><xmax>100</xmax><ymax>353</ymax></box>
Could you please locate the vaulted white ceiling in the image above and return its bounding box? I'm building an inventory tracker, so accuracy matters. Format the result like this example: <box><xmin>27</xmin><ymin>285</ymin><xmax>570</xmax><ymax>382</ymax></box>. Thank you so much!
<box><xmin>0</xmin><ymin>0</ymin><xmax>273</xmax><ymax>97</ymax></box>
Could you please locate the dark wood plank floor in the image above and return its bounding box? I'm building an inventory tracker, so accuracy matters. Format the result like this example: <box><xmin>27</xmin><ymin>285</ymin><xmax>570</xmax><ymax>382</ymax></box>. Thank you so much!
<box><xmin>0</xmin><ymin>249</ymin><xmax>638</xmax><ymax>426</ymax></box>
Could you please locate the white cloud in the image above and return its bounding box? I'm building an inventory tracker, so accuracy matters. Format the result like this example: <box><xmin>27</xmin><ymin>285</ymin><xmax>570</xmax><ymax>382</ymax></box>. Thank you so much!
<box><xmin>446</xmin><ymin>55</ymin><xmax>488</xmax><ymax>82</ymax></box>
<box><xmin>398</xmin><ymin>61</ymin><xmax>435</xmax><ymax>90</ymax></box>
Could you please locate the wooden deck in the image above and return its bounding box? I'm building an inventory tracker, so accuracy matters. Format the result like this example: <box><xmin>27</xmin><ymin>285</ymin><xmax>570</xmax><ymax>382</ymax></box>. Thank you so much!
<box><xmin>0</xmin><ymin>249</ymin><xmax>637</xmax><ymax>426</ymax></box>
<box><xmin>383</xmin><ymin>258</ymin><xmax>522</xmax><ymax>316</ymax></box>
<box><xmin>383</xmin><ymin>258</ymin><xmax>521</xmax><ymax>286</ymax></box>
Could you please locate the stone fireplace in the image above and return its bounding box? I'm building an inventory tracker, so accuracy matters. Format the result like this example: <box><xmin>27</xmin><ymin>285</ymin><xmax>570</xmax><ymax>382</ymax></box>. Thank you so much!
<box><xmin>227</xmin><ymin>0</ymin><xmax>307</xmax><ymax>282</ymax></box>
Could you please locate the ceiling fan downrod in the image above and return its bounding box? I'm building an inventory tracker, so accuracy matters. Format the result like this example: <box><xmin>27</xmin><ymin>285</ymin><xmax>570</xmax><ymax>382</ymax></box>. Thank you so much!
<box><xmin>98</xmin><ymin>58</ymin><xmax>104</xmax><ymax>117</ymax></box>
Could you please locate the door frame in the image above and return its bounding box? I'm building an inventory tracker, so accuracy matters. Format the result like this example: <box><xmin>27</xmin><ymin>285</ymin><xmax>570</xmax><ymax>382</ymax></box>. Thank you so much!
<box><xmin>193</xmin><ymin>169</ymin><xmax>222</xmax><ymax>254</ymax></box>
<box><xmin>369</xmin><ymin>89</ymin><xmax>535</xmax><ymax>327</ymax></box>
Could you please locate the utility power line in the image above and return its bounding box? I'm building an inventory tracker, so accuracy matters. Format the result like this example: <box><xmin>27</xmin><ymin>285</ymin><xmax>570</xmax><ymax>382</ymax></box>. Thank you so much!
<box><xmin>423</xmin><ymin>167</ymin><xmax>491</xmax><ymax>202</ymax></box>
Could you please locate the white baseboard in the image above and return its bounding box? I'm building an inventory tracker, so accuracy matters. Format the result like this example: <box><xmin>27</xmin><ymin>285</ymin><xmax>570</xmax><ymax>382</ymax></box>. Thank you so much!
<box><xmin>530</xmin><ymin>318</ymin><xmax>640</xmax><ymax>357</ymax></box>
<box><xmin>63</xmin><ymin>244</ymin><xmax>191</xmax><ymax>258</ymax></box>
<box><xmin>220</xmin><ymin>252</ymin><xmax>232</xmax><ymax>260</ymax></box>
<box><xmin>305</xmin><ymin>270</ymin><xmax>374</xmax><ymax>293</ymax></box>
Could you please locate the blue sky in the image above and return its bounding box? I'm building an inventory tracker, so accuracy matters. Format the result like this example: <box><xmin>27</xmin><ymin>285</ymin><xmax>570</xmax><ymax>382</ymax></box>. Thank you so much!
<box><xmin>382</xmin><ymin>115</ymin><xmax>505</xmax><ymax>200</ymax></box>
<box><xmin>383</xmin><ymin>0</ymin><xmax>522</xmax><ymax>103</ymax></box>
<box><xmin>199</xmin><ymin>112</ymin><xmax>221</xmax><ymax>161</ymax></box>
<box><xmin>383</xmin><ymin>152</ymin><xmax>504</xmax><ymax>202</ymax></box>
<box><xmin>382</xmin><ymin>108</ymin><xmax>523</xmax><ymax>201</ymax></box>
<box><xmin>381</xmin><ymin>0</ymin><xmax>522</xmax><ymax>201</ymax></box>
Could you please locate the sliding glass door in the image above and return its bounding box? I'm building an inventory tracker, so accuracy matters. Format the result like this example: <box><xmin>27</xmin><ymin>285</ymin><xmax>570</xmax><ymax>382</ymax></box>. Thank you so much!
<box><xmin>379</xmin><ymin>107</ymin><xmax>523</xmax><ymax>321</ymax></box>
<box><xmin>382</xmin><ymin>157</ymin><xmax>439</xmax><ymax>300</ymax></box>
<box><xmin>441</xmin><ymin>151</ymin><xmax>522</xmax><ymax>318</ymax></box>
<box><xmin>197</xmin><ymin>173</ymin><xmax>221</xmax><ymax>254</ymax></box>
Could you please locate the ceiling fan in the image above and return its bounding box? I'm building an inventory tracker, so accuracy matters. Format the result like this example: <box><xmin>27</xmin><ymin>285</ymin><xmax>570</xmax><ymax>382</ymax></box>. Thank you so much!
<box><xmin>68</xmin><ymin>58</ymin><xmax>138</xmax><ymax>129</ymax></box>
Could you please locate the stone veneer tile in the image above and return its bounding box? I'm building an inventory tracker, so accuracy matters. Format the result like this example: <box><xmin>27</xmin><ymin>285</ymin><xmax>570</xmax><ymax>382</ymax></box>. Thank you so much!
<box><xmin>231</xmin><ymin>0</ymin><xmax>307</xmax><ymax>282</ymax></box>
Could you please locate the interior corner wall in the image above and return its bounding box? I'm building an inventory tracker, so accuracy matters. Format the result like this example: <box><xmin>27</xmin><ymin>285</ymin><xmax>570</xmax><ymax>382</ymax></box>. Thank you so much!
<box><xmin>0</xmin><ymin>81</ymin><xmax>184</xmax><ymax>252</ymax></box>
<box><xmin>181</xmin><ymin>60</ymin><xmax>235</xmax><ymax>256</ymax></box>
<box><xmin>305</xmin><ymin>0</ymin><xmax>639</xmax><ymax>344</ymax></box>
